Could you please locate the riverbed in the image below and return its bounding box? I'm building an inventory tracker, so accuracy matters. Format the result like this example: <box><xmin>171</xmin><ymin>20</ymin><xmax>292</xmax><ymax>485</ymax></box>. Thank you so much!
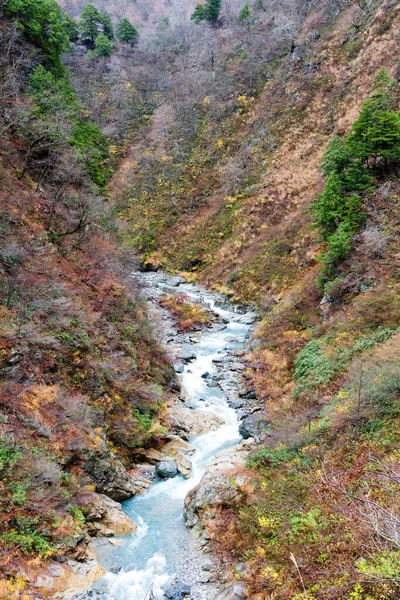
<box><xmin>91</xmin><ymin>272</ymin><xmax>257</xmax><ymax>599</ymax></box>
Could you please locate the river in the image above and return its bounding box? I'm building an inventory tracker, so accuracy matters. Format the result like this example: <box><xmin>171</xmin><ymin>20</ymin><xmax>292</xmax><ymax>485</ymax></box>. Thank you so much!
<box><xmin>91</xmin><ymin>272</ymin><xmax>257</xmax><ymax>599</ymax></box>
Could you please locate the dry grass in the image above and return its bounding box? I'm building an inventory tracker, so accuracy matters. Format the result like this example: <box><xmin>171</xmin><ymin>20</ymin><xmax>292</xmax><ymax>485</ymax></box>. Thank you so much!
<box><xmin>159</xmin><ymin>293</ymin><xmax>215</xmax><ymax>332</ymax></box>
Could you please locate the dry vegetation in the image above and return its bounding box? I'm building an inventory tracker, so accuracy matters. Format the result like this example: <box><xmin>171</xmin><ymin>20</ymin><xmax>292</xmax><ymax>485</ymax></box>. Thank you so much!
<box><xmin>1</xmin><ymin>0</ymin><xmax>400</xmax><ymax>597</ymax></box>
<box><xmin>159</xmin><ymin>293</ymin><xmax>215</xmax><ymax>332</ymax></box>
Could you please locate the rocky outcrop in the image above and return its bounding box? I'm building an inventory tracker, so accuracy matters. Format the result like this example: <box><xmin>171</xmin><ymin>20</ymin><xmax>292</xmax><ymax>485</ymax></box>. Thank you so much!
<box><xmin>183</xmin><ymin>440</ymin><xmax>253</xmax><ymax>529</ymax></box>
<box><xmin>239</xmin><ymin>412</ymin><xmax>269</xmax><ymax>442</ymax></box>
<box><xmin>17</xmin><ymin>549</ymin><xmax>105</xmax><ymax>599</ymax></box>
<box><xmin>84</xmin><ymin>493</ymin><xmax>137</xmax><ymax>537</ymax></box>
<box><xmin>84</xmin><ymin>449</ymin><xmax>139</xmax><ymax>501</ymax></box>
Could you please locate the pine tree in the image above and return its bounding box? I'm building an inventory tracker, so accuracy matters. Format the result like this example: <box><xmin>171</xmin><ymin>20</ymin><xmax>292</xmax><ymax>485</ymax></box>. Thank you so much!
<box><xmin>347</xmin><ymin>68</ymin><xmax>400</xmax><ymax>169</ymax></box>
<box><xmin>80</xmin><ymin>3</ymin><xmax>102</xmax><ymax>44</ymax></box>
<box><xmin>314</xmin><ymin>171</ymin><xmax>347</xmax><ymax>240</ymax></box>
<box><xmin>239</xmin><ymin>3</ymin><xmax>252</xmax><ymax>22</ymax></box>
<box><xmin>191</xmin><ymin>0</ymin><xmax>222</xmax><ymax>27</ymax></box>
<box><xmin>319</xmin><ymin>135</ymin><xmax>372</xmax><ymax>192</ymax></box>
<box><xmin>63</xmin><ymin>13</ymin><xmax>79</xmax><ymax>43</ymax></box>
<box><xmin>4</xmin><ymin>0</ymin><xmax>69</xmax><ymax>72</ymax></box>
<box><xmin>94</xmin><ymin>34</ymin><xmax>113</xmax><ymax>58</ymax></box>
<box><xmin>101</xmin><ymin>11</ymin><xmax>114</xmax><ymax>41</ymax></box>
<box><xmin>117</xmin><ymin>18</ymin><xmax>139</xmax><ymax>46</ymax></box>
<box><xmin>318</xmin><ymin>136</ymin><xmax>351</xmax><ymax>178</ymax></box>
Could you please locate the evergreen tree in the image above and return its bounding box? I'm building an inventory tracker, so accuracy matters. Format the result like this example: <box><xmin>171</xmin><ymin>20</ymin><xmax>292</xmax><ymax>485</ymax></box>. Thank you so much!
<box><xmin>318</xmin><ymin>136</ymin><xmax>351</xmax><ymax>178</ymax></box>
<box><xmin>319</xmin><ymin>135</ymin><xmax>372</xmax><ymax>192</ymax></box>
<box><xmin>314</xmin><ymin>171</ymin><xmax>347</xmax><ymax>240</ymax></box>
<box><xmin>239</xmin><ymin>3</ymin><xmax>252</xmax><ymax>22</ymax></box>
<box><xmin>4</xmin><ymin>0</ymin><xmax>69</xmax><ymax>72</ymax></box>
<box><xmin>80</xmin><ymin>3</ymin><xmax>102</xmax><ymax>44</ymax></box>
<box><xmin>191</xmin><ymin>0</ymin><xmax>222</xmax><ymax>27</ymax></box>
<box><xmin>94</xmin><ymin>33</ymin><xmax>113</xmax><ymax>58</ymax></box>
<box><xmin>63</xmin><ymin>13</ymin><xmax>80</xmax><ymax>43</ymax></box>
<box><xmin>117</xmin><ymin>18</ymin><xmax>139</xmax><ymax>46</ymax></box>
<box><xmin>101</xmin><ymin>11</ymin><xmax>114</xmax><ymax>41</ymax></box>
<box><xmin>347</xmin><ymin>68</ymin><xmax>400</xmax><ymax>168</ymax></box>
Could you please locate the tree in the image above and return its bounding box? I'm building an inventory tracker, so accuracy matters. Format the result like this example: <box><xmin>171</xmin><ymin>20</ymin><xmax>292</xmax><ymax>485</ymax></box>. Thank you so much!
<box><xmin>347</xmin><ymin>69</ymin><xmax>400</xmax><ymax>170</ymax></box>
<box><xmin>79</xmin><ymin>3</ymin><xmax>102</xmax><ymax>45</ymax></box>
<box><xmin>94</xmin><ymin>34</ymin><xmax>113</xmax><ymax>58</ymax></box>
<box><xmin>3</xmin><ymin>0</ymin><xmax>69</xmax><ymax>72</ymax></box>
<box><xmin>100</xmin><ymin>11</ymin><xmax>114</xmax><ymax>41</ymax></box>
<box><xmin>239</xmin><ymin>3</ymin><xmax>252</xmax><ymax>22</ymax></box>
<box><xmin>117</xmin><ymin>18</ymin><xmax>139</xmax><ymax>46</ymax></box>
<box><xmin>318</xmin><ymin>135</ymin><xmax>352</xmax><ymax>178</ymax></box>
<box><xmin>63</xmin><ymin>13</ymin><xmax>79</xmax><ymax>43</ymax></box>
<box><xmin>191</xmin><ymin>0</ymin><xmax>222</xmax><ymax>27</ymax></box>
<box><xmin>319</xmin><ymin>135</ymin><xmax>373</xmax><ymax>193</ymax></box>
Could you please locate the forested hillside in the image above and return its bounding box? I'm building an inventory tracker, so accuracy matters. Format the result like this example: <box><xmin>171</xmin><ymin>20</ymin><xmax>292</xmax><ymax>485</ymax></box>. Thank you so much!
<box><xmin>1</xmin><ymin>0</ymin><xmax>400</xmax><ymax>598</ymax></box>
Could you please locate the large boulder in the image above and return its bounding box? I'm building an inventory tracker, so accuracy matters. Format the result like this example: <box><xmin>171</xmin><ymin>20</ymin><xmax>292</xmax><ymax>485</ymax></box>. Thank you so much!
<box><xmin>156</xmin><ymin>460</ymin><xmax>178</xmax><ymax>478</ymax></box>
<box><xmin>239</xmin><ymin>413</ymin><xmax>269</xmax><ymax>441</ymax></box>
<box><xmin>163</xmin><ymin>581</ymin><xmax>191</xmax><ymax>599</ymax></box>
<box><xmin>84</xmin><ymin>493</ymin><xmax>137</xmax><ymax>537</ymax></box>
<box><xmin>166</xmin><ymin>406</ymin><xmax>224</xmax><ymax>437</ymax></box>
<box><xmin>16</xmin><ymin>549</ymin><xmax>105</xmax><ymax>599</ymax></box>
<box><xmin>183</xmin><ymin>441</ymin><xmax>251</xmax><ymax>528</ymax></box>
<box><xmin>84</xmin><ymin>451</ymin><xmax>138</xmax><ymax>501</ymax></box>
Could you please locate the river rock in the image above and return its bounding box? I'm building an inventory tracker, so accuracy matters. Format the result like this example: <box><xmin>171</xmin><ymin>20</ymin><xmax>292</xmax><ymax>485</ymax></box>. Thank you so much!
<box><xmin>180</xmin><ymin>350</ymin><xmax>196</xmax><ymax>363</ymax></box>
<box><xmin>163</xmin><ymin>581</ymin><xmax>191</xmax><ymax>599</ymax></box>
<box><xmin>183</xmin><ymin>442</ymin><xmax>250</xmax><ymax>528</ymax></box>
<box><xmin>176</xmin><ymin>452</ymin><xmax>192</xmax><ymax>478</ymax></box>
<box><xmin>156</xmin><ymin>460</ymin><xmax>178</xmax><ymax>478</ymax></box>
<box><xmin>143</xmin><ymin>448</ymin><xmax>165</xmax><ymax>464</ymax></box>
<box><xmin>162</xmin><ymin>435</ymin><xmax>197</xmax><ymax>457</ymax></box>
<box><xmin>84</xmin><ymin>451</ymin><xmax>139</xmax><ymax>501</ymax></box>
<box><xmin>84</xmin><ymin>493</ymin><xmax>137</xmax><ymax>537</ymax></box>
<box><xmin>16</xmin><ymin>548</ymin><xmax>105</xmax><ymax>599</ymax></box>
<box><xmin>166</xmin><ymin>407</ymin><xmax>224</xmax><ymax>437</ymax></box>
<box><xmin>239</xmin><ymin>413</ymin><xmax>269</xmax><ymax>441</ymax></box>
<box><xmin>214</xmin><ymin>582</ymin><xmax>247</xmax><ymax>600</ymax></box>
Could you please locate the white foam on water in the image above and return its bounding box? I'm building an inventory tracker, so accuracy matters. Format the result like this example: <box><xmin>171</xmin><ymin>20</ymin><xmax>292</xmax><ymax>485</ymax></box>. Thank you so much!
<box><xmin>103</xmin><ymin>554</ymin><xmax>171</xmax><ymax>600</ymax></box>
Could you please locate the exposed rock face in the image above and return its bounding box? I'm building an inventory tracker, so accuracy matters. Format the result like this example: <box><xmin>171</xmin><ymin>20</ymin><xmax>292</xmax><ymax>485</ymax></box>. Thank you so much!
<box><xmin>17</xmin><ymin>549</ymin><xmax>105</xmax><ymax>599</ymax></box>
<box><xmin>183</xmin><ymin>441</ymin><xmax>252</xmax><ymax>528</ymax></box>
<box><xmin>84</xmin><ymin>450</ymin><xmax>139</xmax><ymax>501</ymax></box>
<box><xmin>84</xmin><ymin>493</ymin><xmax>137</xmax><ymax>537</ymax></box>
<box><xmin>239</xmin><ymin>412</ymin><xmax>269</xmax><ymax>441</ymax></box>
<box><xmin>156</xmin><ymin>460</ymin><xmax>178</xmax><ymax>478</ymax></box>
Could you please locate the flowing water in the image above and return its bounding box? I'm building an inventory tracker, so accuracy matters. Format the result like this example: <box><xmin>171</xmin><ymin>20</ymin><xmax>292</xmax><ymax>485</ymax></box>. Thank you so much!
<box><xmin>92</xmin><ymin>273</ymin><xmax>256</xmax><ymax>599</ymax></box>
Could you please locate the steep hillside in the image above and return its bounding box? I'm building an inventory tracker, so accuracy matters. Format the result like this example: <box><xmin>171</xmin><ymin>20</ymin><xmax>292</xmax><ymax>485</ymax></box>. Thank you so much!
<box><xmin>0</xmin><ymin>7</ymin><xmax>178</xmax><ymax>598</ymax></box>
<box><xmin>1</xmin><ymin>0</ymin><xmax>400</xmax><ymax>598</ymax></box>
<box><xmin>98</xmin><ymin>0</ymin><xmax>400</xmax><ymax>597</ymax></box>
